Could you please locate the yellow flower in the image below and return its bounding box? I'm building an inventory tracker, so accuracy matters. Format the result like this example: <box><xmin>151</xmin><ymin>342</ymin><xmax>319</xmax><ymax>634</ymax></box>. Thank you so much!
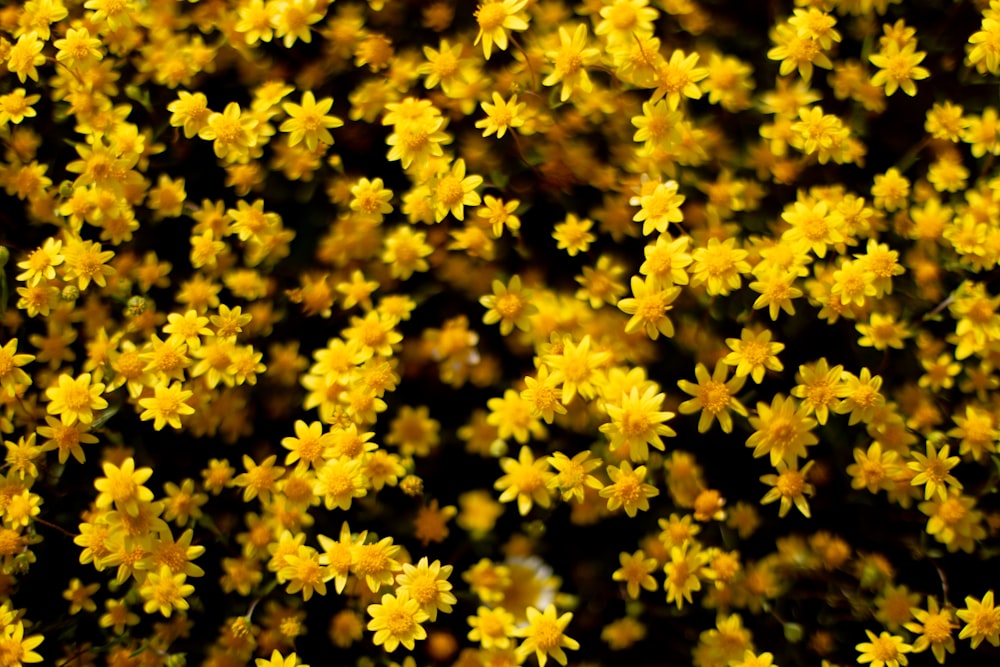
<box><xmin>395</xmin><ymin>557</ymin><xmax>456</xmax><ymax>622</ymax></box>
<box><xmin>690</xmin><ymin>237</ymin><xmax>751</xmax><ymax>296</ymax></box>
<box><xmin>232</xmin><ymin>454</ymin><xmax>285</xmax><ymax>504</ymax></box>
<box><xmin>612</xmin><ymin>550</ymin><xmax>658</xmax><ymax>599</ymax></box>
<box><xmin>480</xmin><ymin>274</ymin><xmax>536</xmax><ymax>336</ymax></box>
<box><xmin>855</xmin><ymin>629</ymin><xmax>912</xmax><ymax>667</ymax></box>
<box><xmin>256</xmin><ymin>650</ymin><xmax>309</xmax><ymax>667</ymax></box>
<box><xmin>870</xmin><ymin>167</ymin><xmax>910</xmax><ymax>211</ymax></box>
<box><xmin>382</xmin><ymin>226</ymin><xmax>433</xmax><ymax>279</ymax></box>
<box><xmin>6</xmin><ymin>32</ymin><xmax>45</xmax><ymax>83</ymax></box>
<box><xmin>869</xmin><ymin>40</ymin><xmax>929</xmax><ymax>97</ymax></box>
<box><xmin>552</xmin><ymin>213</ymin><xmax>595</xmax><ymax>257</ymax></box>
<box><xmin>476</xmin><ymin>92</ymin><xmax>526</xmax><ymax>139</ymax></box>
<box><xmin>600</xmin><ymin>385</ymin><xmax>676</xmax><ymax>462</ymax></box>
<box><xmin>0</xmin><ymin>622</ymin><xmax>43</xmax><ymax>664</ymax></box>
<box><xmin>495</xmin><ymin>445</ymin><xmax>554</xmax><ymax>516</ymax></box>
<box><xmin>767</xmin><ymin>21</ymin><xmax>832</xmax><ymax>82</ymax></box>
<box><xmin>836</xmin><ymin>368</ymin><xmax>885</xmax><ymax>425</ymax></box>
<box><xmin>279</xmin><ymin>545</ymin><xmax>329</xmax><ymax>601</ymax></box>
<box><xmin>677</xmin><ymin>361</ymin><xmax>748</xmax><ymax>434</ymax></box>
<box><xmin>198</xmin><ymin>102</ymin><xmax>259</xmax><ymax>162</ymax></box>
<box><xmin>45</xmin><ymin>372</ymin><xmax>108</xmax><ymax>426</ymax></box>
<box><xmin>93</xmin><ymin>456</ymin><xmax>155</xmax><ymax>517</ymax></box>
<box><xmin>352</xmin><ymin>535</ymin><xmax>402</xmax><ymax>593</ymax></box>
<box><xmin>487</xmin><ymin>388</ymin><xmax>546</xmax><ymax>445</ymax></box>
<box><xmin>907</xmin><ymin>441</ymin><xmax>962</xmax><ymax>501</ymax></box>
<box><xmin>724</xmin><ymin>328</ymin><xmax>785</xmax><ymax>384</ymax></box>
<box><xmin>904</xmin><ymin>596</ymin><xmax>957</xmax><ymax>664</ymax></box>
<box><xmin>600</xmin><ymin>461</ymin><xmax>659</xmax><ymax>517</ymax></box>
<box><xmin>474</xmin><ymin>0</ymin><xmax>529</xmax><ymax>59</ymax></box>
<box><xmin>848</xmin><ymin>442</ymin><xmax>900</xmax><ymax>494</ymax></box>
<box><xmin>271</xmin><ymin>0</ymin><xmax>324</xmax><ymax>47</ymax></box>
<box><xmin>367</xmin><ymin>591</ymin><xmax>429</xmax><ymax>652</ymax></box>
<box><xmin>651</xmin><ymin>49</ymin><xmax>706</xmax><ymax>109</ymax></box>
<box><xmin>63</xmin><ymin>578</ymin><xmax>100</xmax><ymax>615</ymax></box>
<box><xmin>0</xmin><ymin>88</ymin><xmax>40</xmax><ymax>126</ymax></box>
<box><xmin>746</xmin><ymin>394</ymin><xmax>818</xmax><ymax>466</ymax></box>
<box><xmin>515</xmin><ymin>604</ymin><xmax>579</xmax><ymax>667</ymax></box>
<box><xmin>468</xmin><ymin>605</ymin><xmax>516</xmax><ymax>650</ymax></box>
<box><xmin>99</xmin><ymin>598</ymin><xmax>139</xmax><ymax>634</ymax></box>
<box><xmin>617</xmin><ymin>275</ymin><xmax>681</xmax><ymax>340</ymax></box>
<box><xmin>138</xmin><ymin>381</ymin><xmax>195</xmax><ymax>431</ymax></box>
<box><xmin>760</xmin><ymin>459</ymin><xmax>815</xmax><ymax>518</ymax></box>
<box><xmin>957</xmin><ymin>590</ymin><xmax>1000</xmax><ymax>649</ymax></box>
<box><xmin>543</xmin><ymin>334</ymin><xmax>612</xmax><ymax>405</ymax></box>
<box><xmin>663</xmin><ymin>543</ymin><xmax>706</xmax><ymax>609</ymax></box>
<box><xmin>543</xmin><ymin>24</ymin><xmax>599</xmax><ymax>102</ymax></box>
<box><xmin>318</xmin><ymin>521</ymin><xmax>366</xmax><ymax>595</ymax></box>
<box><xmin>0</xmin><ymin>339</ymin><xmax>34</xmax><ymax>399</ymax></box>
<box><xmin>280</xmin><ymin>91</ymin><xmax>343</xmax><ymax>152</ymax></box>
<box><xmin>139</xmin><ymin>564</ymin><xmax>194</xmax><ymax>617</ymax></box>
<box><xmin>546</xmin><ymin>450</ymin><xmax>603</xmax><ymax>503</ymax></box>
<box><xmin>313</xmin><ymin>456</ymin><xmax>366</xmax><ymax>510</ymax></box>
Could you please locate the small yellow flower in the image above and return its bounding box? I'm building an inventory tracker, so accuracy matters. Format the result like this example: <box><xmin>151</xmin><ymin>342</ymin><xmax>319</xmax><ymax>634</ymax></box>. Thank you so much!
<box><xmin>600</xmin><ymin>461</ymin><xmax>659</xmax><ymax>517</ymax></box>
<box><xmin>855</xmin><ymin>629</ymin><xmax>912</xmax><ymax>667</ymax></box>
<box><xmin>677</xmin><ymin>361</ymin><xmax>748</xmax><ymax>434</ymax></box>
<box><xmin>495</xmin><ymin>445</ymin><xmax>554</xmax><ymax>516</ymax></box>
<box><xmin>280</xmin><ymin>91</ymin><xmax>343</xmax><ymax>151</ymax></box>
<box><xmin>515</xmin><ymin>604</ymin><xmax>579</xmax><ymax>667</ymax></box>
<box><xmin>476</xmin><ymin>92</ymin><xmax>526</xmax><ymax>138</ymax></box>
<box><xmin>957</xmin><ymin>590</ymin><xmax>1000</xmax><ymax>649</ymax></box>
<box><xmin>474</xmin><ymin>0</ymin><xmax>529</xmax><ymax>59</ymax></box>
<box><xmin>138</xmin><ymin>382</ymin><xmax>195</xmax><ymax>431</ymax></box>
<box><xmin>367</xmin><ymin>591</ymin><xmax>429</xmax><ymax>652</ymax></box>
<box><xmin>45</xmin><ymin>372</ymin><xmax>108</xmax><ymax>426</ymax></box>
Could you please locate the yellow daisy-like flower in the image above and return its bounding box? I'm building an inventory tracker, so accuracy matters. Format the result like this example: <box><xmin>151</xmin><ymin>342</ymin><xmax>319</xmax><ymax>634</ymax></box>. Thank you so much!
<box><xmin>468</xmin><ymin>605</ymin><xmax>516</xmax><ymax>650</ymax></box>
<box><xmin>869</xmin><ymin>41</ymin><xmax>929</xmax><ymax>97</ymax></box>
<box><xmin>495</xmin><ymin>445</ymin><xmax>554</xmax><ymax>516</ymax></box>
<box><xmin>612</xmin><ymin>549</ymin><xmax>658</xmax><ymax>599</ymax></box>
<box><xmin>906</xmin><ymin>441</ymin><xmax>961</xmax><ymax>501</ymax></box>
<box><xmin>546</xmin><ymin>450</ymin><xmax>603</xmax><ymax>503</ymax></box>
<box><xmin>723</xmin><ymin>328</ymin><xmax>785</xmax><ymax>384</ymax></box>
<box><xmin>45</xmin><ymin>372</ymin><xmax>108</xmax><ymax>426</ymax></box>
<box><xmin>677</xmin><ymin>361</ymin><xmax>748</xmax><ymax>434</ymax></box>
<box><xmin>138</xmin><ymin>382</ymin><xmax>195</xmax><ymax>431</ymax></box>
<box><xmin>760</xmin><ymin>459</ymin><xmax>815</xmax><ymax>518</ymax></box>
<box><xmin>394</xmin><ymin>557</ymin><xmax>456</xmax><ymax>622</ymax></box>
<box><xmin>651</xmin><ymin>49</ymin><xmax>706</xmax><ymax>109</ymax></box>
<box><xmin>480</xmin><ymin>274</ymin><xmax>536</xmax><ymax>336</ymax></box>
<box><xmin>139</xmin><ymin>564</ymin><xmax>194</xmax><ymax>617</ymax></box>
<box><xmin>367</xmin><ymin>591</ymin><xmax>429</xmax><ymax>652</ymax></box>
<box><xmin>432</xmin><ymin>158</ymin><xmax>483</xmax><ymax>222</ymax></box>
<box><xmin>280</xmin><ymin>91</ymin><xmax>343</xmax><ymax>151</ymax></box>
<box><xmin>746</xmin><ymin>394</ymin><xmax>818</xmax><ymax>467</ymax></box>
<box><xmin>600</xmin><ymin>385</ymin><xmax>676</xmax><ymax>462</ymax></box>
<box><xmin>542</xmin><ymin>24</ymin><xmax>600</xmax><ymax>102</ymax></box>
<box><xmin>618</xmin><ymin>274</ymin><xmax>682</xmax><ymax>341</ymax></box>
<box><xmin>904</xmin><ymin>596</ymin><xmax>957</xmax><ymax>664</ymax></box>
<box><xmin>474</xmin><ymin>0</ymin><xmax>529</xmax><ymax>60</ymax></box>
<box><xmin>600</xmin><ymin>461</ymin><xmax>659</xmax><ymax>517</ymax></box>
<box><xmin>476</xmin><ymin>92</ymin><xmax>526</xmax><ymax>139</ymax></box>
<box><xmin>93</xmin><ymin>456</ymin><xmax>155</xmax><ymax>517</ymax></box>
<box><xmin>855</xmin><ymin>629</ymin><xmax>912</xmax><ymax>667</ymax></box>
<box><xmin>515</xmin><ymin>604</ymin><xmax>579</xmax><ymax>667</ymax></box>
<box><xmin>0</xmin><ymin>339</ymin><xmax>34</xmax><ymax>399</ymax></box>
<box><xmin>256</xmin><ymin>650</ymin><xmax>309</xmax><ymax>667</ymax></box>
<box><xmin>0</xmin><ymin>622</ymin><xmax>43</xmax><ymax>665</ymax></box>
<box><xmin>956</xmin><ymin>590</ymin><xmax>1000</xmax><ymax>649</ymax></box>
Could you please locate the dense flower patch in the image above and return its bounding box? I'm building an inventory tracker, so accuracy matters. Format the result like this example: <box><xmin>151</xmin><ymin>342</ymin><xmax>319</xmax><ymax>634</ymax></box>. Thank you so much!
<box><xmin>1</xmin><ymin>0</ymin><xmax>1000</xmax><ymax>666</ymax></box>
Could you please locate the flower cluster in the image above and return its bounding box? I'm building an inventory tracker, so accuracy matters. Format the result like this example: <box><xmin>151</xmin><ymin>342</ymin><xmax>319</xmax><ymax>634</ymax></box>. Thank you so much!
<box><xmin>0</xmin><ymin>0</ymin><xmax>999</xmax><ymax>666</ymax></box>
